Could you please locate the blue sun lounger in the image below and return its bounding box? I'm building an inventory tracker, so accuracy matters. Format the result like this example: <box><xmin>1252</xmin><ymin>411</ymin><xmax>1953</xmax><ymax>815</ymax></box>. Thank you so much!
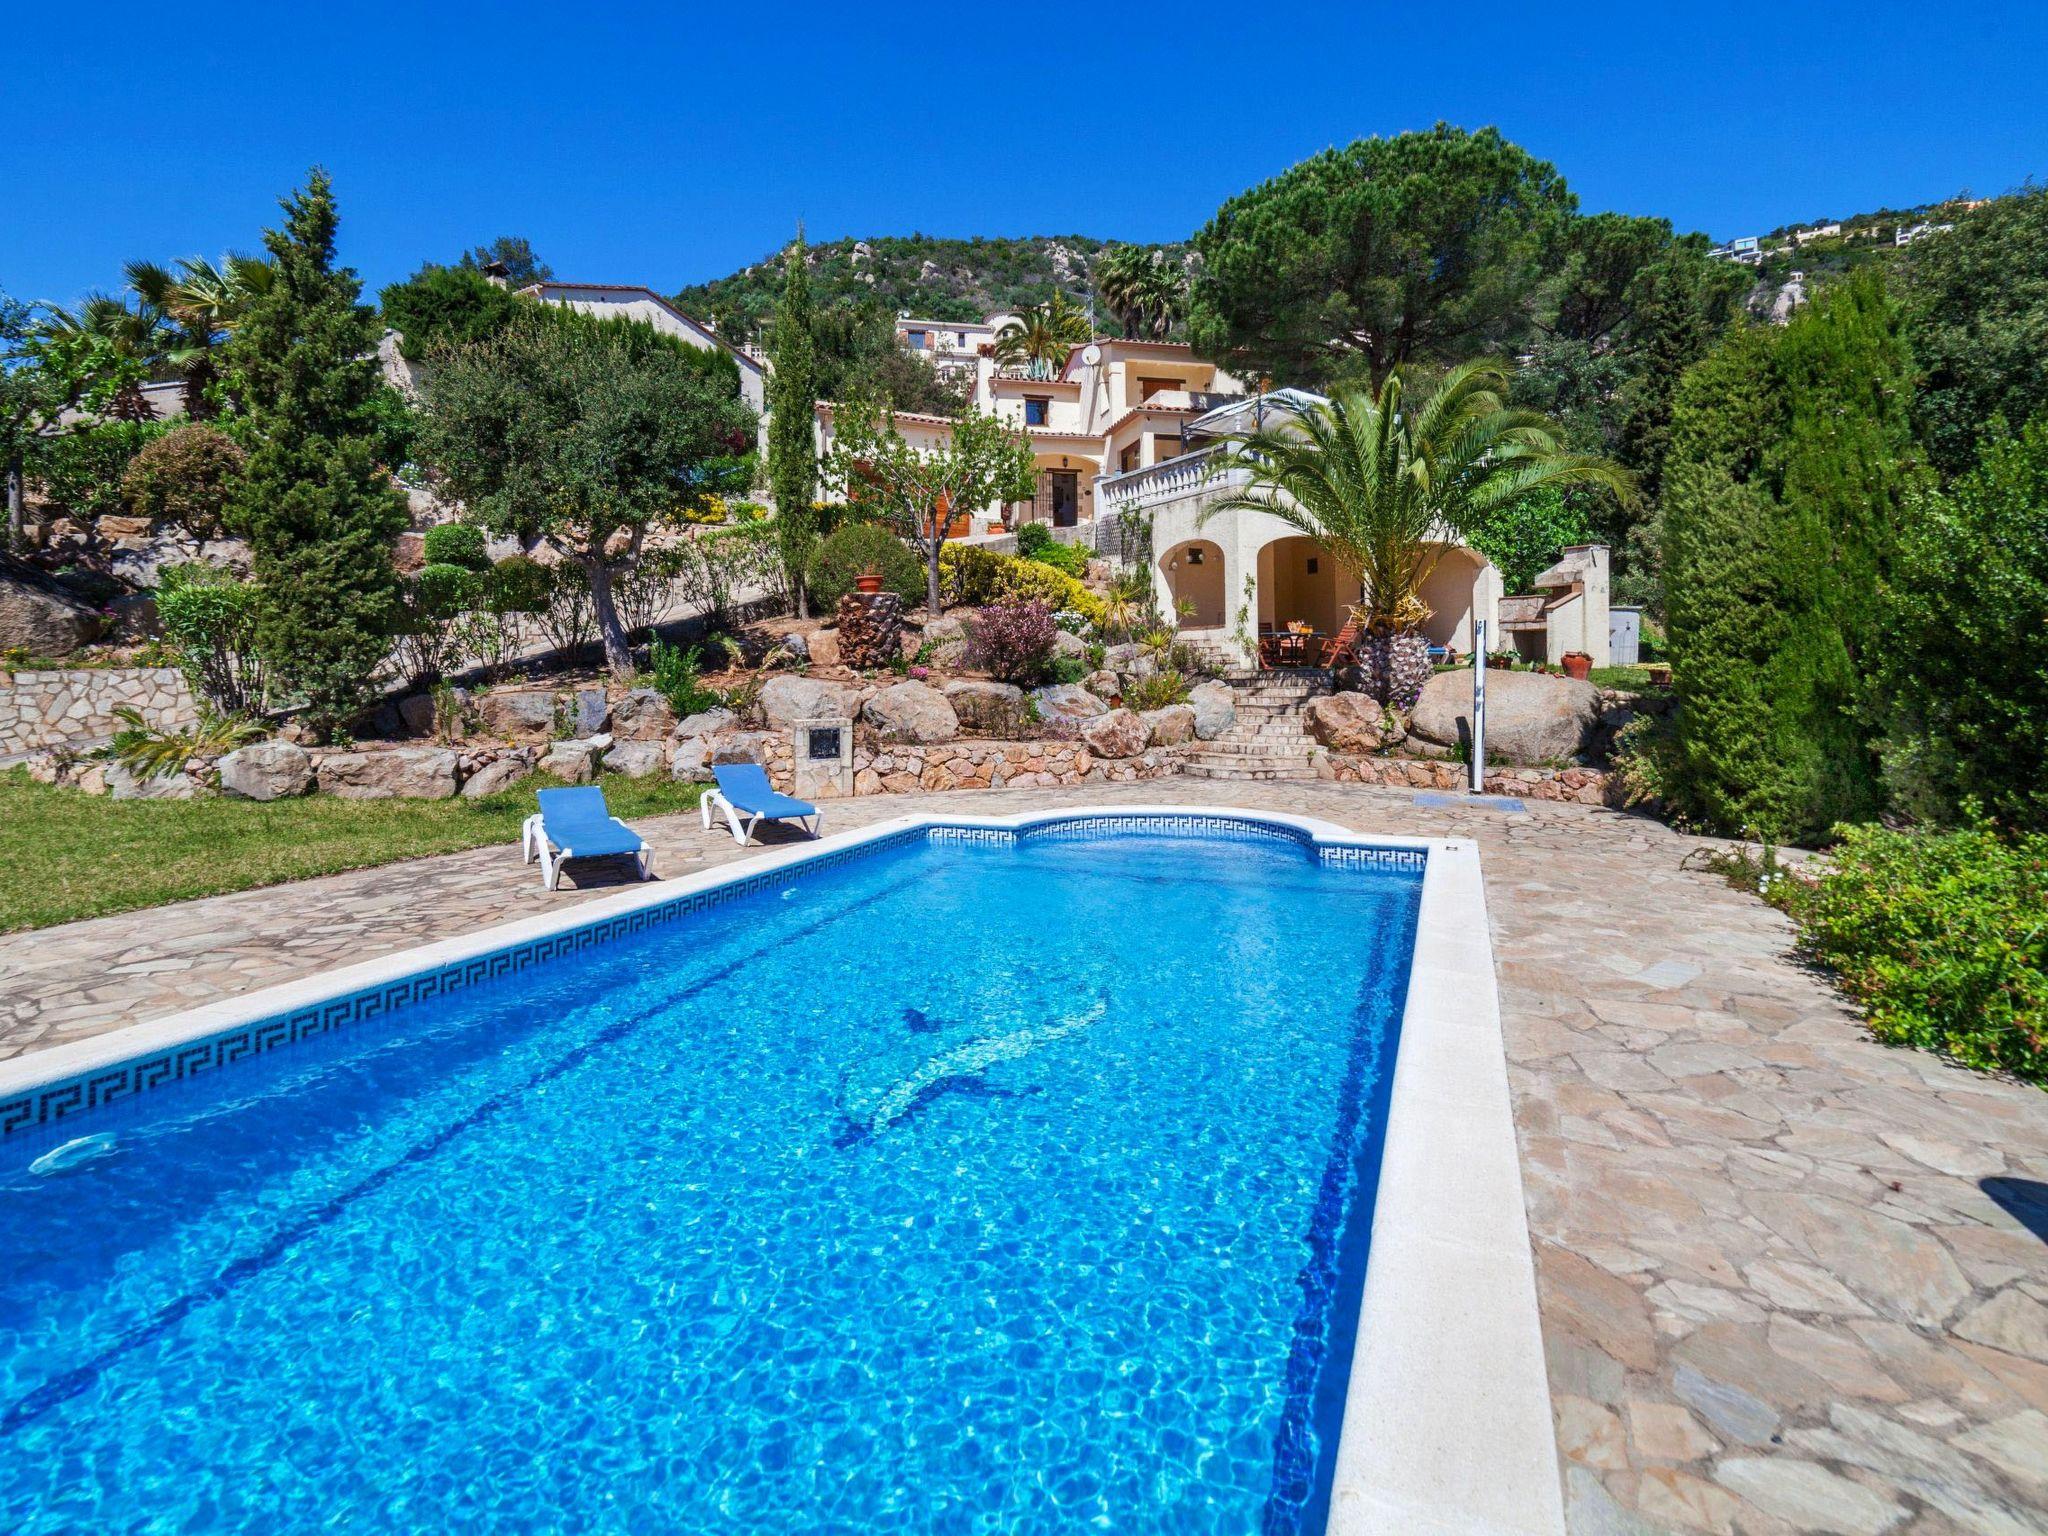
<box><xmin>702</xmin><ymin>763</ymin><xmax>823</xmax><ymax>845</ymax></box>
<box><xmin>522</xmin><ymin>785</ymin><xmax>653</xmax><ymax>891</ymax></box>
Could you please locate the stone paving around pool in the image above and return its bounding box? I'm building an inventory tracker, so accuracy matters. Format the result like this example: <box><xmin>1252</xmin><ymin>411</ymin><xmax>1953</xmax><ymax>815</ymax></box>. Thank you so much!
<box><xmin>4</xmin><ymin>782</ymin><xmax>2045</xmax><ymax>1533</ymax></box>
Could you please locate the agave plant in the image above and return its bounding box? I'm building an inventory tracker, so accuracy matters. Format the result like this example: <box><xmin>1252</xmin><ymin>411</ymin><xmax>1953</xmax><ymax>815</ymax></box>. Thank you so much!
<box><xmin>992</xmin><ymin>293</ymin><xmax>1092</xmax><ymax>380</ymax></box>
<box><xmin>111</xmin><ymin>707</ymin><xmax>268</xmax><ymax>780</ymax></box>
<box><xmin>1202</xmin><ymin>360</ymin><xmax>1632</xmax><ymax>707</ymax></box>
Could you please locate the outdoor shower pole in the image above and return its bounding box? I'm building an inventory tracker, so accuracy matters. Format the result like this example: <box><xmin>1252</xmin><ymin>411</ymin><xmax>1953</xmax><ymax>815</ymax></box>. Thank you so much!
<box><xmin>1470</xmin><ymin>619</ymin><xmax>1487</xmax><ymax>794</ymax></box>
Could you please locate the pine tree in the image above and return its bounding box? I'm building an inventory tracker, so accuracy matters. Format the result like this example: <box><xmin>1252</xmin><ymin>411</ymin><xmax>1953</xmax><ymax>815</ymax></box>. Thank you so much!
<box><xmin>768</xmin><ymin>228</ymin><xmax>819</xmax><ymax>616</ymax></box>
<box><xmin>1661</xmin><ymin>272</ymin><xmax>1916</xmax><ymax>842</ymax></box>
<box><xmin>225</xmin><ymin>170</ymin><xmax>407</xmax><ymax>737</ymax></box>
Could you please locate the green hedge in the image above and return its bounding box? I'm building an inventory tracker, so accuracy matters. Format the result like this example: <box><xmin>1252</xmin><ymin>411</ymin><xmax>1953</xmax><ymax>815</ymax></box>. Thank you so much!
<box><xmin>1797</xmin><ymin>822</ymin><xmax>2048</xmax><ymax>1082</ymax></box>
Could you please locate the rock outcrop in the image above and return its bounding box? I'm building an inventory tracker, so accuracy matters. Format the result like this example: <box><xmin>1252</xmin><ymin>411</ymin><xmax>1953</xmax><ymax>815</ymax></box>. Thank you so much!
<box><xmin>0</xmin><ymin>554</ymin><xmax>102</xmax><ymax>656</ymax></box>
<box><xmin>1186</xmin><ymin>681</ymin><xmax>1237</xmax><ymax>741</ymax></box>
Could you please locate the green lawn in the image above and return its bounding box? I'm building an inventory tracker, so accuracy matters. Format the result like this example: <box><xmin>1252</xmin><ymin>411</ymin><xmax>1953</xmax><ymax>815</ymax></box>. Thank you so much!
<box><xmin>1588</xmin><ymin>663</ymin><xmax>1668</xmax><ymax>690</ymax></box>
<box><xmin>0</xmin><ymin>770</ymin><xmax>706</xmax><ymax>934</ymax></box>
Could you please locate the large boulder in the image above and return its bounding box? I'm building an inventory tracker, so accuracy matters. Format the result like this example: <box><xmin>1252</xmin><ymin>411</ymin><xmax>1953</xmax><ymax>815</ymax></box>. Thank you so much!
<box><xmin>673</xmin><ymin>707</ymin><xmax>737</xmax><ymax>739</ymax></box>
<box><xmin>539</xmin><ymin>738</ymin><xmax>604</xmax><ymax>784</ymax></box>
<box><xmin>108</xmin><ymin>535</ymin><xmax>201</xmax><ymax>590</ymax></box>
<box><xmin>1186</xmin><ymin>681</ymin><xmax>1237</xmax><ymax>741</ymax></box>
<box><xmin>1051</xmin><ymin>629</ymin><xmax>1089</xmax><ymax>661</ymax></box>
<box><xmin>1029</xmin><ymin>683</ymin><xmax>1108</xmax><ymax>725</ymax></box>
<box><xmin>1303</xmin><ymin>692</ymin><xmax>1400</xmax><ymax>755</ymax></box>
<box><xmin>106</xmin><ymin>763</ymin><xmax>197</xmax><ymax>801</ymax></box>
<box><xmin>461</xmin><ymin>757</ymin><xmax>528</xmax><ymax>799</ymax></box>
<box><xmin>920</xmin><ymin>614</ymin><xmax>970</xmax><ymax>668</ymax></box>
<box><xmin>217</xmin><ymin>740</ymin><xmax>314</xmax><ymax>801</ymax></box>
<box><xmin>941</xmin><ymin>679</ymin><xmax>1026</xmax><ymax>736</ymax></box>
<box><xmin>601</xmin><ymin>740</ymin><xmax>667</xmax><ymax>779</ymax></box>
<box><xmin>0</xmin><ymin>553</ymin><xmax>102</xmax><ymax>656</ymax></box>
<box><xmin>477</xmin><ymin>689</ymin><xmax>558</xmax><ymax>742</ymax></box>
<box><xmin>1141</xmin><ymin>704</ymin><xmax>1197</xmax><ymax>747</ymax></box>
<box><xmin>569</xmin><ymin>688</ymin><xmax>610</xmax><ymax>736</ymax></box>
<box><xmin>1410</xmin><ymin>668</ymin><xmax>1601</xmax><ymax>764</ymax></box>
<box><xmin>863</xmin><ymin>681</ymin><xmax>959</xmax><ymax>743</ymax></box>
<box><xmin>757</xmin><ymin>674</ymin><xmax>858</xmax><ymax>729</ymax></box>
<box><xmin>1081</xmin><ymin>708</ymin><xmax>1147</xmax><ymax>759</ymax></box>
<box><xmin>1081</xmin><ymin>669</ymin><xmax>1122</xmax><ymax>701</ymax></box>
<box><xmin>315</xmin><ymin>747</ymin><xmax>461</xmax><ymax>800</ymax></box>
<box><xmin>710</xmin><ymin>730</ymin><xmax>777</xmax><ymax>766</ymax></box>
<box><xmin>610</xmin><ymin>688</ymin><xmax>676</xmax><ymax>741</ymax></box>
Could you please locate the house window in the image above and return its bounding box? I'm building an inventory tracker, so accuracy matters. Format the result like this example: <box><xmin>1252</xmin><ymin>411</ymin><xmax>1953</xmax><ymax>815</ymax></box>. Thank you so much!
<box><xmin>1138</xmin><ymin>376</ymin><xmax>1177</xmax><ymax>400</ymax></box>
<box><xmin>1024</xmin><ymin>397</ymin><xmax>1050</xmax><ymax>426</ymax></box>
<box><xmin>905</xmin><ymin>329</ymin><xmax>926</xmax><ymax>350</ymax></box>
<box><xmin>1119</xmin><ymin>443</ymin><xmax>1140</xmax><ymax>473</ymax></box>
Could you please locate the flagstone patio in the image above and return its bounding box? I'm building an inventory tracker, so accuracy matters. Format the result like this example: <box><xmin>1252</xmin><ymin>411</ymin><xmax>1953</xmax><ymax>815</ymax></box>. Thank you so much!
<box><xmin>4</xmin><ymin>781</ymin><xmax>2045</xmax><ymax>1533</ymax></box>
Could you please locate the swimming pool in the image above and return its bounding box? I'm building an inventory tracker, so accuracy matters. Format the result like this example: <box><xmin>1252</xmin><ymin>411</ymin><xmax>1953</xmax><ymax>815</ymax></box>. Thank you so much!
<box><xmin>0</xmin><ymin>809</ymin><xmax>1560</xmax><ymax>1534</ymax></box>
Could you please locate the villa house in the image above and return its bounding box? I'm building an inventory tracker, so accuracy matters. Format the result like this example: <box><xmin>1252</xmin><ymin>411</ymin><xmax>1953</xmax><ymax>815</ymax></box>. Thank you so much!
<box><xmin>815</xmin><ymin>333</ymin><xmax>1612</xmax><ymax>670</ymax></box>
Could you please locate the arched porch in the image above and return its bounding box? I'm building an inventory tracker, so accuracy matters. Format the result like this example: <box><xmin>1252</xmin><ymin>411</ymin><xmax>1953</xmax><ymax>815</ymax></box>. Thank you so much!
<box><xmin>1158</xmin><ymin>538</ymin><xmax>1226</xmax><ymax>629</ymax></box>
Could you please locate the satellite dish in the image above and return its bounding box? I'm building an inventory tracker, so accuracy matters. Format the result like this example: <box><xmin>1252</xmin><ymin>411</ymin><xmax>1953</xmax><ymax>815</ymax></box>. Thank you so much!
<box><xmin>1080</xmin><ymin>344</ymin><xmax>1101</xmax><ymax>367</ymax></box>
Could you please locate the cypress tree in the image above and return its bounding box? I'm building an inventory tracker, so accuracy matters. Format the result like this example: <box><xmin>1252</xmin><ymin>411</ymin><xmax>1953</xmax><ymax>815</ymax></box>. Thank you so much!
<box><xmin>1661</xmin><ymin>272</ymin><xmax>1916</xmax><ymax>842</ymax></box>
<box><xmin>226</xmin><ymin>170</ymin><xmax>407</xmax><ymax>736</ymax></box>
<box><xmin>767</xmin><ymin>227</ymin><xmax>819</xmax><ymax>616</ymax></box>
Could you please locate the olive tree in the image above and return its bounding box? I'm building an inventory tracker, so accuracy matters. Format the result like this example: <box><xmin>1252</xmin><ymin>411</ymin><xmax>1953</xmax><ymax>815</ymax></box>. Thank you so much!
<box><xmin>414</xmin><ymin>310</ymin><xmax>756</xmax><ymax>676</ymax></box>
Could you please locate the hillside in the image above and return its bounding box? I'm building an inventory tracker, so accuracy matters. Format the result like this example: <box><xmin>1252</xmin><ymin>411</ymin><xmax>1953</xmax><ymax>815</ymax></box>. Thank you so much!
<box><xmin>675</xmin><ymin>234</ymin><xmax>1186</xmax><ymax>344</ymax></box>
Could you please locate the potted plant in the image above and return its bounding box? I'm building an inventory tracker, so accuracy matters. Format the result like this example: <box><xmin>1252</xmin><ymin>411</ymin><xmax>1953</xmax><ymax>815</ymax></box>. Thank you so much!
<box><xmin>854</xmin><ymin>564</ymin><xmax>886</xmax><ymax>596</ymax></box>
<box><xmin>1562</xmin><ymin>650</ymin><xmax>1593</xmax><ymax>681</ymax></box>
<box><xmin>1486</xmin><ymin>652</ymin><xmax>1515</xmax><ymax>670</ymax></box>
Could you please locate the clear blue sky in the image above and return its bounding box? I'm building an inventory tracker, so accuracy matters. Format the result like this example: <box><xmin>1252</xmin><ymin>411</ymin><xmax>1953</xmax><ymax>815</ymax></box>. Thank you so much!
<box><xmin>6</xmin><ymin>1</ymin><xmax>2043</xmax><ymax>309</ymax></box>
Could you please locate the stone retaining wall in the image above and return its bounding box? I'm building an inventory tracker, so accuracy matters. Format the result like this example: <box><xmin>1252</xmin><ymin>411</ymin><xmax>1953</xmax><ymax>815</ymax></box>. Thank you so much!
<box><xmin>0</xmin><ymin>667</ymin><xmax>198</xmax><ymax>759</ymax></box>
<box><xmin>1315</xmin><ymin>749</ymin><xmax>1622</xmax><ymax>805</ymax></box>
<box><xmin>748</xmin><ymin>733</ymin><xmax>1182</xmax><ymax>795</ymax></box>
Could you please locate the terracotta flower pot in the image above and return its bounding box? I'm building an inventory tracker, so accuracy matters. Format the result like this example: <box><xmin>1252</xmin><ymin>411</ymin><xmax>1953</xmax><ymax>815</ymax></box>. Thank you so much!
<box><xmin>854</xmin><ymin>572</ymin><xmax>885</xmax><ymax>595</ymax></box>
<box><xmin>1562</xmin><ymin>651</ymin><xmax>1593</xmax><ymax>680</ymax></box>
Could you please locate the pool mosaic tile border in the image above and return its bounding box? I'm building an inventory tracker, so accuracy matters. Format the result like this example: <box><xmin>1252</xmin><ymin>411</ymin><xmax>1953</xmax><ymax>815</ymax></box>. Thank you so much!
<box><xmin>0</xmin><ymin>813</ymin><xmax>1420</xmax><ymax>1145</ymax></box>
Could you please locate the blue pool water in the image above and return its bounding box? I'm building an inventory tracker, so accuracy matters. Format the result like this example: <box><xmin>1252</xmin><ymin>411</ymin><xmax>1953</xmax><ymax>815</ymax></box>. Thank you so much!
<box><xmin>0</xmin><ymin>821</ymin><xmax>1421</xmax><ymax>1534</ymax></box>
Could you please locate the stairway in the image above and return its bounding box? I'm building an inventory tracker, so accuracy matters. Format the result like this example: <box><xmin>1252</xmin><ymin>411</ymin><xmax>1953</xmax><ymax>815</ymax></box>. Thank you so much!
<box><xmin>1180</xmin><ymin>669</ymin><xmax>1329</xmax><ymax>781</ymax></box>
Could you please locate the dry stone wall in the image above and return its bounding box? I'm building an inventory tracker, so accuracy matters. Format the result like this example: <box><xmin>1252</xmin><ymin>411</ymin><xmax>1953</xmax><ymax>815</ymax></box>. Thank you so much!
<box><xmin>0</xmin><ymin>668</ymin><xmax>198</xmax><ymax>759</ymax></box>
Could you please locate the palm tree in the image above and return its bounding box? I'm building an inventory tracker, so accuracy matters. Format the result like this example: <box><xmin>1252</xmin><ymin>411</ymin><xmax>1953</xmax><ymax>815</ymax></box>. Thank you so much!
<box><xmin>1201</xmin><ymin>359</ymin><xmax>1633</xmax><ymax>706</ymax></box>
<box><xmin>39</xmin><ymin>293</ymin><xmax>169</xmax><ymax>421</ymax></box>
<box><xmin>124</xmin><ymin>254</ymin><xmax>269</xmax><ymax>418</ymax></box>
<box><xmin>993</xmin><ymin>292</ymin><xmax>1092</xmax><ymax>380</ymax></box>
<box><xmin>1095</xmin><ymin>245</ymin><xmax>1185</xmax><ymax>340</ymax></box>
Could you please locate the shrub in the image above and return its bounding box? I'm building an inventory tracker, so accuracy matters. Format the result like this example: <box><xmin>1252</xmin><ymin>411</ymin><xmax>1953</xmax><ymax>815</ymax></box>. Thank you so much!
<box><xmin>480</xmin><ymin>554</ymin><xmax>552</xmax><ymax>615</ymax></box>
<box><xmin>1797</xmin><ymin>822</ymin><xmax>2048</xmax><ymax>1082</ymax></box>
<box><xmin>533</xmin><ymin>562</ymin><xmax>596</xmax><ymax>655</ymax></box>
<box><xmin>120</xmin><ymin>424</ymin><xmax>246</xmax><ymax>536</ymax></box>
<box><xmin>674</xmin><ymin>521</ymin><xmax>782</xmax><ymax>631</ymax></box>
<box><xmin>155</xmin><ymin>565</ymin><xmax>267</xmax><ymax>715</ymax></box>
<box><xmin>1024</xmin><ymin>537</ymin><xmax>1091</xmax><ymax>578</ymax></box>
<box><xmin>422</xmin><ymin>522</ymin><xmax>490</xmax><ymax>571</ymax></box>
<box><xmin>1872</xmin><ymin>417</ymin><xmax>2048</xmax><ymax>833</ymax></box>
<box><xmin>390</xmin><ymin>563</ymin><xmax>475</xmax><ymax>684</ymax></box>
<box><xmin>649</xmin><ymin>639</ymin><xmax>722</xmax><ymax>717</ymax></box>
<box><xmin>806</xmin><ymin>521</ymin><xmax>924</xmax><ymax>609</ymax></box>
<box><xmin>940</xmin><ymin>544</ymin><xmax>1104</xmax><ymax>625</ymax></box>
<box><xmin>1014</xmin><ymin>521</ymin><xmax>1054</xmax><ymax>557</ymax></box>
<box><xmin>965</xmin><ymin>599</ymin><xmax>1058</xmax><ymax>684</ymax></box>
<box><xmin>29</xmin><ymin>421</ymin><xmax>166</xmax><ymax>523</ymax></box>
<box><xmin>1124</xmin><ymin>670</ymin><xmax>1191</xmax><ymax>711</ymax></box>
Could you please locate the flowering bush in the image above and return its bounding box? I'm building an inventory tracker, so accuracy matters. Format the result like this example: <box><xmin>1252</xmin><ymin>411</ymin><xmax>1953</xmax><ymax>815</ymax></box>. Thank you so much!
<box><xmin>965</xmin><ymin>598</ymin><xmax>1058</xmax><ymax>684</ymax></box>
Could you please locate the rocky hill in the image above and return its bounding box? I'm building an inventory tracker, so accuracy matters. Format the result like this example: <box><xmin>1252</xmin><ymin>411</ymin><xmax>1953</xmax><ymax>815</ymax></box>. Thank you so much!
<box><xmin>675</xmin><ymin>234</ymin><xmax>1185</xmax><ymax>344</ymax></box>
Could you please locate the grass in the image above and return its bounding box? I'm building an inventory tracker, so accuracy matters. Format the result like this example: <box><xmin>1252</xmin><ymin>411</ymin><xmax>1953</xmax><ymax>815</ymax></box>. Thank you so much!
<box><xmin>0</xmin><ymin>769</ymin><xmax>707</xmax><ymax>934</ymax></box>
<box><xmin>1588</xmin><ymin>663</ymin><xmax>1668</xmax><ymax>690</ymax></box>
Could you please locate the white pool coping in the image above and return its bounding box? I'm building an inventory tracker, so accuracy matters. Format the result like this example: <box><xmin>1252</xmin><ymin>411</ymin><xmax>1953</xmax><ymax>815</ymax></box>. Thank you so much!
<box><xmin>0</xmin><ymin>804</ymin><xmax>1561</xmax><ymax>1536</ymax></box>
